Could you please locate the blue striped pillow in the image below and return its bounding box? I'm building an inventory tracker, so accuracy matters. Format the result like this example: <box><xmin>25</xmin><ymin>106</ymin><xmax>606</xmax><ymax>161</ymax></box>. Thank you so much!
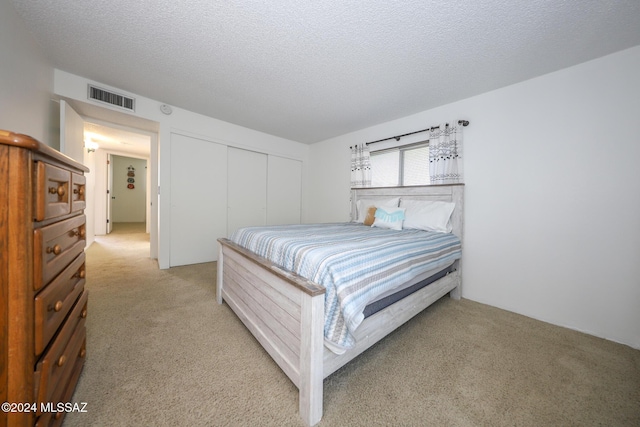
<box><xmin>372</xmin><ymin>207</ymin><xmax>406</xmax><ymax>230</ymax></box>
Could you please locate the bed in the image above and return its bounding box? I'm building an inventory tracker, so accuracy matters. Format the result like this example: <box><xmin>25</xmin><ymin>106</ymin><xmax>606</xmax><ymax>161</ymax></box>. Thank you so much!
<box><xmin>217</xmin><ymin>184</ymin><xmax>464</xmax><ymax>426</ymax></box>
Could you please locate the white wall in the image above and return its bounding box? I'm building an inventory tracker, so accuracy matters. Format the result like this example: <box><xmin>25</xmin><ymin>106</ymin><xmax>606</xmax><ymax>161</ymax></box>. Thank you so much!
<box><xmin>307</xmin><ymin>46</ymin><xmax>640</xmax><ymax>349</ymax></box>
<box><xmin>0</xmin><ymin>1</ymin><xmax>54</xmax><ymax>144</ymax></box>
<box><xmin>53</xmin><ymin>70</ymin><xmax>310</xmax><ymax>268</ymax></box>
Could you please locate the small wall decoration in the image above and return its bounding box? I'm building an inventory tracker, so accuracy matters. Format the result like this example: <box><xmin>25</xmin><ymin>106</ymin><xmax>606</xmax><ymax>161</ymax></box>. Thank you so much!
<box><xmin>127</xmin><ymin>165</ymin><xmax>135</xmax><ymax>189</ymax></box>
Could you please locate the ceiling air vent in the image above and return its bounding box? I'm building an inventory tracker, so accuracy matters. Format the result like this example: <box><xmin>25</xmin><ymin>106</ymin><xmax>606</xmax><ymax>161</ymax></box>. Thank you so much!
<box><xmin>87</xmin><ymin>85</ymin><xmax>135</xmax><ymax>112</ymax></box>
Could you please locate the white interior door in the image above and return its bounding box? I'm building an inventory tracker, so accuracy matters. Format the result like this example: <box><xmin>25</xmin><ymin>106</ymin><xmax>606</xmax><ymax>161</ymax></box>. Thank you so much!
<box><xmin>267</xmin><ymin>155</ymin><xmax>302</xmax><ymax>225</ymax></box>
<box><xmin>60</xmin><ymin>100</ymin><xmax>97</xmax><ymax>247</ymax></box>
<box><xmin>59</xmin><ymin>100</ymin><xmax>85</xmax><ymax>163</ymax></box>
<box><xmin>227</xmin><ymin>147</ymin><xmax>267</xmax><ymax>236</ymax></box>
<box><xmin>107</xmin><ymin>154</ymin><xmax>113</xmax><ymax>234</ymax></box>
<box><xmin>170</xmin><ymin>133</ymin><xmax>227</xmax><ymax>266</ymax></box>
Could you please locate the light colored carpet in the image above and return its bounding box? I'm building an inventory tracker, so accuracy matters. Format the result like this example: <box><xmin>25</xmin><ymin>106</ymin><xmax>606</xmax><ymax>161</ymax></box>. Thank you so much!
<box><xmin>64</xmin><ymin>222</ymin><xmax>640</xmax><ymax>426</ymax></box>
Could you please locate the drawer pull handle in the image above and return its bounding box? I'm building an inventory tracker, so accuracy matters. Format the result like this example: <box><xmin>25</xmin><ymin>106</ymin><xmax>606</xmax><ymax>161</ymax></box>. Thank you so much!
<box><xmin>73</xmin><ymin>186</ymin><xmax>85</xmax><ymax>196</ymax></box>
<box><xmin>57</xmin><ymin>355</ymin><xmax>66</xmax><ymax>367</ymax></box>
<box><xmin>72</xmin><ymin>228</ymin><xmax>86</xmax><ymax>238</ymax></box>
<box><xmin>81</xmin><ymin>309</ymin><xmax>88</xmax><ymax>319</ymax></box>
<box><xmin>74</xmin><ymin>269</ymin><xmax>86</xmax><ymax>279</ymax></box>
<box><xmin>48</xmin><ymin>185</ymin><xmax>66</xmax><ymax>197</ymax></box>
<box><xmin>54</xmin><ymin>301</ymin><xmax>63</xmax><ymax>312</ymax></box>
<box><xmin>46</xmin><ymin>244</ymin><xmax>62</xmax><ymax>255</ymax></box>
<box><xmin>79</xmin><ymin>348</ymin><xmax>86</xmax><ymax>358</ymax></box>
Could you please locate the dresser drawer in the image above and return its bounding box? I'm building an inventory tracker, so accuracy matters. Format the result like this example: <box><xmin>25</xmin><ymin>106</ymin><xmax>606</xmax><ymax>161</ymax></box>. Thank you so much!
<box><xmin>34</xmin><ymin>290</ymin><xmax>88</xmax><ymax>407</ymax></box>
<box><xmin>71</xmin><ymin>172</ymin><xmax>86</xmax><ymax>213</ymax></box>
<box><xmin>34</xmin><ymin>161</ymin><xmax>71</xmax><ymax>221</ymax></box>
<box><xmin>34</xmin><ymin>345</ymin><xmax>85</xmax><ymax>427</ymax></box>
<box><xmin>33</xmin><ymin>215</ymin><xmax>86</xmax><ymax>292</ymax></box>
<box><xmin>34</xmin><ymin>252</ymin><xmax>86</xmax><ymax>356</ymax></box>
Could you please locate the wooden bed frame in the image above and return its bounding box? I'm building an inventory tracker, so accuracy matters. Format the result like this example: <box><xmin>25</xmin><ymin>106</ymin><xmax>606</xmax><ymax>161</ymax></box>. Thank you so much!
<box><xmin>217</xmin><ymin>184</ymin><xmax>464</xmax><ymax>426</ymax></box>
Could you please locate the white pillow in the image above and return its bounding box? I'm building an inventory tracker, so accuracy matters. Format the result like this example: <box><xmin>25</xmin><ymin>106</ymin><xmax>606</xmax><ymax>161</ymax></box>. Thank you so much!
<box><xmin>372</xmin><ymin>207</ymin><xmax>406</xmax><ymax>231</ymax></box>
<box><xmin>400</xmin><ymin>199</ymin><xmax>455</xmax><ymax>233</ymax></box>
<box><xmin>355</xmin><ymin>197</ymin><xmax>400</xmax><ymax>223</ymax></box>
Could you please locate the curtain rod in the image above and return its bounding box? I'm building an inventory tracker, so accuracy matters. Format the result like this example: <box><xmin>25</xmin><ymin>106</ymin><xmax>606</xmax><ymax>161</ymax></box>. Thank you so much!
<box><xmin>364</xmin><ymin>120</ymin><xmax>469</xmax><ymax>146</ymax></box>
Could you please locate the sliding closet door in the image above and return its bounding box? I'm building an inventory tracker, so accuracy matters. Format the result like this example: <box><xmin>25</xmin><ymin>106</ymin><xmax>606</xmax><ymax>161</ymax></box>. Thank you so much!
<box><xmin>227</xmin><ymin>147</ymin><xmax>267</xmax><ymax>236</ymax></box>
<box><xmin>170</xmin><ymin>133</ymin><xmax>227</xmax><ymax>266</ymax></box>
<box><xmin>267</xmin><ymin>155</ymin><xmax>302</xmax><ymax>225</ymax></box>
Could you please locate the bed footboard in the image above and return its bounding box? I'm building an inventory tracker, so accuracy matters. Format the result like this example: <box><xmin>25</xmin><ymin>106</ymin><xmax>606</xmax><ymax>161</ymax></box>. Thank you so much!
<box><xmin>323</xmin><ymin>268</ymin><xmax>460</xmax><ymax>377</ymax></box>
<box><xmin>217</xmin><ymin>238</ymin><xmax>325</xmax><ymax>426</ymax></box>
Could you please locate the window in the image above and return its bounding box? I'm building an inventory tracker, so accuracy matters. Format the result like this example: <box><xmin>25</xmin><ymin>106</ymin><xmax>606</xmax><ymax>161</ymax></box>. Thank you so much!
<box><xmin>370</xmin><ymin>150</ymin><xmax>399</xmax><ymax>187</ymax></box>
<box><xmin>370</xmin><ymin>142</ymin><xmax>430</xmax><ymax>187</ymax></box>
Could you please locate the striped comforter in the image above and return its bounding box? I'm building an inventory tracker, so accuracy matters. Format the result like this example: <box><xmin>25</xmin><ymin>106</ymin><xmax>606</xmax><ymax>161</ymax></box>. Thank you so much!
<box><xmin>230</xmin><ymin>223</ymin><xmax>462</xmax><ymax>353</ymax></box>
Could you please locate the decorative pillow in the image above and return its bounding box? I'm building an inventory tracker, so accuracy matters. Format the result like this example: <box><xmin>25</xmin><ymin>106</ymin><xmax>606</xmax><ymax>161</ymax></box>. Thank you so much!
<box><xmin>356</xmin><ymin>197</ymin><xmax>400</xmax><ymax>223</ymax></box>
<box><xmin>363</xmin><ymin>206</ymin><xmax>377</xmax><ymax>226</ymax></box>
<box><xmin>372</xmin><ymin>207</ymin><xmax>406</xmax><ymax>230</ymax></box>
<box><xmin>400</xmin><ymin>199</ymin><xmax>455</xmax><ymax>233</ymax></box>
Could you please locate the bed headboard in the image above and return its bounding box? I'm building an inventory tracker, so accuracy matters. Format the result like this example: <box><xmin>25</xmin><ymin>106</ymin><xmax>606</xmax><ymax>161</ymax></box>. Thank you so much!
<box><xmin>350</xmin><ymin>184</ymin><xmax>464</xmax><ymax>241</ymax></box>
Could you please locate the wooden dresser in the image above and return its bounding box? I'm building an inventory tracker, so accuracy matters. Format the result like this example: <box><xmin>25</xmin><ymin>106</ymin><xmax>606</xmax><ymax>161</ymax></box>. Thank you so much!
<box><xmin>0</xmin><ymin>130</ymin><xmax>89</xmax><ymax>427</ymax></box>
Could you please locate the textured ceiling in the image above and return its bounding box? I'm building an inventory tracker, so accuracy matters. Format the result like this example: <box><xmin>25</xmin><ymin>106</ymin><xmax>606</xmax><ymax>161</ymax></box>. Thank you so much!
<box><xmin>11</xmin><ymin>0</ymin><xmax>640</xmax><ymax>144</ymax></box>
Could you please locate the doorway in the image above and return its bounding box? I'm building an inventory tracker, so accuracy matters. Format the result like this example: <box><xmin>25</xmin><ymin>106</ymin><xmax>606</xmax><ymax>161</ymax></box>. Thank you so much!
<box><xmin>59</xmin><ymin>98</ymin><xmax>158</xmax><ymax>260</ymax></box>
<box><xmin>109</xmin><ymin>155</ymin><xmax>148</xmax><ymax>233</ymax></box>
<box><xmin>83</xmin><ymin>120</ymin><xmax>156</xmax><ymax>259</ymax></box>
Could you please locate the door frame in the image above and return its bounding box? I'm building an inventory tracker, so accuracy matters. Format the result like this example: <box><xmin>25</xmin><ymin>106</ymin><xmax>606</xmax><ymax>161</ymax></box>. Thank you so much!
<box><xmin>107</xmin><ymin>153</ymin><xmax>113</xmax><ymax>233</ymax></box>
